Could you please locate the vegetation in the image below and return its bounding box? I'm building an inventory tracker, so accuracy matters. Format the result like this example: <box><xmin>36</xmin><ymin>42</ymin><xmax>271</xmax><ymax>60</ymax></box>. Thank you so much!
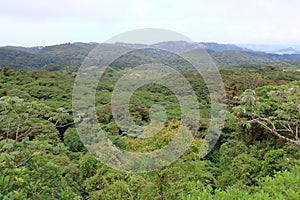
<box><xmin>2</xmin><ymin>42</ymin><xmax>300</xmax><ymax>70</ymax></box>
<box><xmin>0</xmin><ymin>49</ymin><xmax>299</xmax><ymax>199</ymax></box>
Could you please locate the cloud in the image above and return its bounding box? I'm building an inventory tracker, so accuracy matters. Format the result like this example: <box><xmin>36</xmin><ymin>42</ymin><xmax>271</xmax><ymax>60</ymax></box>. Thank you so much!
<box><xmin>0</xmin><ymin>0</ymin><xmax>131</xmax><ymax>23</ymax></box>
<box><xmin>1</xmin><ymin>0</ymin><xmax>300</xmax><ymax>46</ymax></box>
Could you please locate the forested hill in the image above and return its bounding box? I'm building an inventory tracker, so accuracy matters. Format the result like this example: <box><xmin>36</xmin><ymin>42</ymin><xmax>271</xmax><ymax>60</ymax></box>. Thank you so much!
<box><xmin>0</xmin><ymin>43</ymin><xmax>97</xmax><ymax>70</ymax></box>
<box><xmin>1</xmin><ymin>41</ymin><xmax>300</xmax><ymax>70</ymax></box>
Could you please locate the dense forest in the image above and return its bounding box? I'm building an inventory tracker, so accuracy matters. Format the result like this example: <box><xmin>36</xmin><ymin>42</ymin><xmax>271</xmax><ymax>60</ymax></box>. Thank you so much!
<box><xmin>0</xmin><ymin>43</ymin><xmax>300</xmax><ymax>199</ymax></box>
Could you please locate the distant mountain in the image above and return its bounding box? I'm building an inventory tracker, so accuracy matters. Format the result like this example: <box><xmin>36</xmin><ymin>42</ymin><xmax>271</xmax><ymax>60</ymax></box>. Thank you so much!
<box><xmin>150</xmin><ymin>41</ymin><xmax>250</xmax><ymax>53</ymax></box>
<box><xmin>237</xmin><ymin>44</ymin><xmax>300</xmax><ymax>54</ymax></box>
<box><xmin>274</xmin><ymin>47</ymin><xmax>300</xmax><ymax>55</ymax></box>
<box><xmin>3</xmin><ymin>41</ymin><xmax>249</xmax><ymax>55</ymax></box>
<box><xmin>1</xmin><ymin>41</ymin><xmax>300</xmax><ymax>70</ymax></box>
<box><xmin>199</xmin><ymin>42</ymin><xmax>250</xmax><ymax>52</ymax></box>
<box><xmin>151</xmin><ymin>41</ymin><xmax>201</xmax><ymax>53</ymax></box>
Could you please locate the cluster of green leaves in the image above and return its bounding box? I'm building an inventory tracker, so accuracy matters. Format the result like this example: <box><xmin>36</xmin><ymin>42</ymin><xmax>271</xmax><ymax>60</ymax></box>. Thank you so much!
<box><xmin>0</xmin><ymin>97</ymin><xmax>81</xmax><ymax>199</ymax></box>
<box><xmin>183</xmin><ymin>165</ymin><xmax>300</xmax><ymax>199</ymax></box>
<box><xmin>0</xmin><ymin>138</ymin><xmax>82</xmax><ymax>200</ymax></box>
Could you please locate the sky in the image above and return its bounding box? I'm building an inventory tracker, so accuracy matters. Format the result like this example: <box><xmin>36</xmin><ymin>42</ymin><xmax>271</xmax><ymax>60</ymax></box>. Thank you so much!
<box><xmin>1</xmin><ymin>0</ymin><xmax>300</xmax><ymax>47</ymax></box>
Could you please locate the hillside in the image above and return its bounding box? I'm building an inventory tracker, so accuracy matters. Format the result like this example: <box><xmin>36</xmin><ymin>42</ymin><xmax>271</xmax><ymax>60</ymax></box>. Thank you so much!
<box><xmin>0</xmin><ymin>43</ymin><xmax>98</xmax><ymax>70</ymax></box>
<box><xmin>1</xmin><ymin>41</ymin><xmax>300</xmax><ymax>70</ymax></box>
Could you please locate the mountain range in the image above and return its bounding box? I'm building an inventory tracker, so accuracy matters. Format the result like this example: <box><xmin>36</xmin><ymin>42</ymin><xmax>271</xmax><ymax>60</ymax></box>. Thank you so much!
<box><xmin>1</xmin><ymin>41</ymin><xmax>300</xmax><ymax>70</ymax></box>
<box><xmin>274</xmin><ymin>47</ymin><xmax>300</xmax><ymax>55</ymax></box>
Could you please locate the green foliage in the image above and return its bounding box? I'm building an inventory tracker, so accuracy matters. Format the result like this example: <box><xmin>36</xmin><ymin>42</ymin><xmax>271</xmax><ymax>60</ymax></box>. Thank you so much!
<box><xmin>0</xmin><ymin>138</ymin><xmax>81</xmax><ymax>199</ymax></box>
<box><xmin>79</xmin><ymin>153</ymin><xmax>98</xmax><ymax>179</ymax></box>
<box><xmin>64</xmin><ymin>128</ymin><xmax>86</xmax><ymax>152</ymax></box>
<box><xmin>256</xmin><ymin>165</ymin><xmax>300</xmax><ymax>199</ymax></box>
<box><xmin>260</xmin><ymin>149</ymin><xmax>288</xmax><ymax>176</ymax></box>
<box><xmin>0</xmin><ymin>43</ymin><xmax>97</xmax><ymax>70</ymax></box>
<box><xmin>0</xmin><ymin>96</ymin><xmax>53</xmax><ymax>144</ymax></box>
<box><xmin>234</xmin><ymin>81</ymin><xmax>300</xmax><ymax>145</ymax></box>
<box><xmin>6</xmin><ymin>89</ymin><xmax>31</xmax><ymax>99</ymax></box>
<box><xmin>183</xmin><ymin>165</ymin><xmax>300</xmax><ymax>200</ymax></box>
<box><xmin>0</xmin><ymin>60</ymin><xmax>299</xmax><ymax>199</ymax></box>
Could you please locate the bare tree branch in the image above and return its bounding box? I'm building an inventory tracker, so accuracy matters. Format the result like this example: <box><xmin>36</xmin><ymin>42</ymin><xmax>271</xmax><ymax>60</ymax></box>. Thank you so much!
<box><xmin>248</xmin><ymin>117</ymin><xmax>300</xmax><ymax>146</ymax></box>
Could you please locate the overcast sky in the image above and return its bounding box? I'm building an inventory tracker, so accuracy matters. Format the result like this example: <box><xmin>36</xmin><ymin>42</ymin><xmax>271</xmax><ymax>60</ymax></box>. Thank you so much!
<box><xmin>1</xmin><ymin>0</ymin><xmax>300</xmax><ymax>46</ymax></box>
